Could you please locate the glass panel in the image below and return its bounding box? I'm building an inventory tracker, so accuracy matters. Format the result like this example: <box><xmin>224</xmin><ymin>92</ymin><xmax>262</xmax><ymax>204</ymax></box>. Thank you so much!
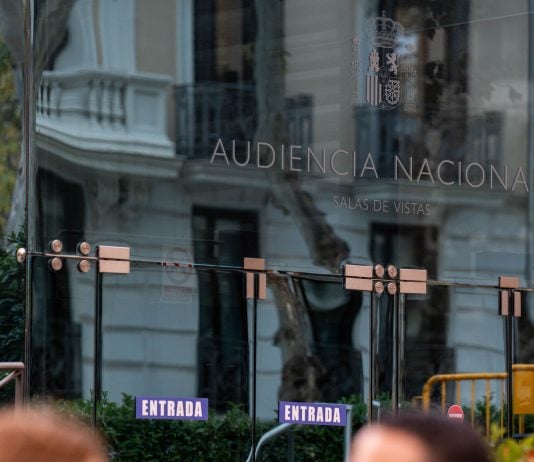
<box><xmin>99</xmin><ymin>264</ymin><xmax>252</xmax><ymax>460</ymax></box>
<box><xmin>399</xmin><ymin>285</ymin><xmax>506</xmax><ymax>436</ymax></box>
<box><xmin>30</xmin><ymin>0</ymin><xmax>534</xmax><ymax>285</ymax></box>
<box><xmin>0</xmin><ymin>0</ymin><xmax>25</xmax><ymax>405</ymax></box>
<box><xmin>27</xmin><ymin>0</ymin><xmax>534</xmax><ymax>458</ymax></box>
<box><xmin>29</xmin><ymin>256</ymin><xmax>94</xmax><ymax>402</ymax></box>
<box><xmin>255</xmin><ymin>273</ymin><xmax>363</xmax><ymax>461</ymax></box>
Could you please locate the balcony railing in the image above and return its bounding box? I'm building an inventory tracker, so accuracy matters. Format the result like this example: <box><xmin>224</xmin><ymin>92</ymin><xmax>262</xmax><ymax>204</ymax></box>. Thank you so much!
<box><xmin>175</xmin><ymin>83</ymin><xmax>313</xmax><ymax>158</ymax></box>
<box><xmin>37</xmin><ymin>70</ymin><xmax>174</xmax><ymax>158</ymax></box>
<box><xmin>175</xmin><ymin>83</ymin><xmax>256</xmax><ymax>158</ymax></box>
<box><xmin>354</xmin><ymin>106</ymin><xmax>504</xmax><ymax>180</ymax></box>
<box><xmin>37</xmin><ymin>74</ymin><xmax>314</xmax><ymax>161</ymax></box>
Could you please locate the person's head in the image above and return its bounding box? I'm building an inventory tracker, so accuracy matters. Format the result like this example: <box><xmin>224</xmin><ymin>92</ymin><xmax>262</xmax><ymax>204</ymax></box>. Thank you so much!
<box><xmin>350</xmin><ymin>412</ymin><xmax>490</xmax><ymax>462</ymax></box>
<box><xmin>0</xmin><ymin>407</ymin><xmax>108</xmax><ymax>462</ymax></box>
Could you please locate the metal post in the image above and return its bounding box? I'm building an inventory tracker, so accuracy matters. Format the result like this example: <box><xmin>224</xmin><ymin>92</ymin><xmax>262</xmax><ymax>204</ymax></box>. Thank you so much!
<box><xmin>92</xmin><ymin>272</ymin><xmax>103</xmax><ymax>428</ymax></box>
<box><xmin>344</xmin><ymin>264</ymin><xmax>384</xmax><ymax>422</ymax></box>
<box><xmin>287</xmin><ymin>427</ymin><xmax>294</xmax><ymax>462</ymax></box>
<box><xmin>15</xmin><ymin>370</ymin><xmax>24</xmax><ymax>408</ymax></box>
<box><xmin>89</xmin><ymin>245</ymin><xmax>130</xmax><ymax>427</ymax></box>
<box><xmin>252</xmin><ymin>293</ymin><xmax>257</xmax><ymax>462</ymax></box>
<box><xmin>498</xmin><ymin>276</ymin><xmax>521</xmax><ymax>438</ymax></box>
<box><xmin>505</xmin><ymin>312</ymin><xmax>513</xmax><ymax>437</ymax></box>
<box><xmin>23</xmin><ymin>254</ymin><xmax>32</xmax><ymax>403</ymax></box>
<box><xmin>395</xmin><ymin>268</ymin><xmax>427</xmax><ymax>414</ymax></box>
<box><xmin>391</xmin><ymin>292</ymin><xmax>399</xmax><ymax>415</ymax></box>
<box><xmin>344</xmin><ymin>405</ymin><xmax>353</xmax><ymax>462</ymax></box>
<box><xmin>398</xmin><ymin>294</ymin><xmax>406</xmax><ymax>409</ymax></box>
<box><xmin>244</xmin><ymin>258</ymin><xmax>266</xmax><ymax>462</ymax></box>
<box><xmin>369</xmin><ymin>292</ymin><xmax>380</xmax><ymax>422</ymax></box>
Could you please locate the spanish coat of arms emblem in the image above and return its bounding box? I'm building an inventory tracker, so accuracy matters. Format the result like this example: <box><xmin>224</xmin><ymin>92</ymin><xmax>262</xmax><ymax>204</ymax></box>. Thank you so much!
<box><xmin>364</xmin><ymin>12</ymin><xmax>404</xmax><ymax>110</ymax></box>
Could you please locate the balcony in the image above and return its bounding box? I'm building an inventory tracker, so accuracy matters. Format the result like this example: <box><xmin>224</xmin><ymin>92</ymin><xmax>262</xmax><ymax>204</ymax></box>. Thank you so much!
<box><xmin>36</xmin><ymin>75</ymin><xmax>314</xmax><ymax>163</ymax></box>
<box><xmin>174</xmin><ymin>83</ymin><xmax>313</xmax><ymax>159</ymax></box>
<box><xmin>354</xmin><ymin>106</ymin><xmax>504</xmax><ymax>180</ymax></box>
<box><xmin>36</xmin><ymin>70</ymin><xmax>174</xmax><ymax>158</ymax></box>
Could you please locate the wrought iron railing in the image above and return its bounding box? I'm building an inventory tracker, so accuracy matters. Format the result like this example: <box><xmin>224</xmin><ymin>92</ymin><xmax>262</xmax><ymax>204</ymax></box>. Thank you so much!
<box><xmin>354</xmin><ymin>107</ymin><xmax>503</xmax><ymax>180</ymax></box>
<box><xmin>420</xmin><ymin>364</ymin><xmax>534</xmax><ymax>437</ymax></box>
<box><xmin>175</xmin><ymin>83</ymin><xmax>257</xmax><ymax>158</ymax></box>
<box><xmin>174</xmin><ymin>83</ymin><xmax>313</xmax><ymax>159</ymax></box>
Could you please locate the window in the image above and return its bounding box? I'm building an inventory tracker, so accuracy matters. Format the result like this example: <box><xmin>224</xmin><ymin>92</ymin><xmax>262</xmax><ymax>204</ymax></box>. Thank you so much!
<box><xmin>192</xmin><ymin>207</ymin><xmax>258</xmax><ymax>411</ymax></box>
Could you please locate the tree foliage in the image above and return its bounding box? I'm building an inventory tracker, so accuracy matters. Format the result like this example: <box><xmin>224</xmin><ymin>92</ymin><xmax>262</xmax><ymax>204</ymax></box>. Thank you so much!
<box><xmin>0</xmin><ymin>38</ymin><xmax>20</xmax><ymax>237</ymax></box>
<box><xmin>0</xmin><ymin>229</ymin><xmax>25</xmax><ymax>403</ymax></box>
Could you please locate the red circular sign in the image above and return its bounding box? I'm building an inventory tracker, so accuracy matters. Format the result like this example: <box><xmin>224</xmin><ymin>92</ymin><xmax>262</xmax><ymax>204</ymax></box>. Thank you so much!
<box><xmin>447</xmin><ymin>405</ymin><xmax>464</xmax><ymax>422</ymax></box>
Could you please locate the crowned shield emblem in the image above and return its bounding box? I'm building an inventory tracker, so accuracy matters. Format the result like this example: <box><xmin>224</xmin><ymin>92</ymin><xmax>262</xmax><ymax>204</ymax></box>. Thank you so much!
<box><xmin>364</xmin><ymin>12</ymin><xmax>403</xmax><ymax>110</ymax></box>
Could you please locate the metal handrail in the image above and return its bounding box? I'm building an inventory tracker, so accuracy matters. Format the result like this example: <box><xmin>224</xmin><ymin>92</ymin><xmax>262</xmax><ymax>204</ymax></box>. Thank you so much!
<box><xmin>245</xmin><ymin>423</ymin><xmax>293</xmax><ymax>462</ymax></box>
<box><xmin>0</xmin><ymin>362</ymin><xmax>24</xmax><ymax>407</ymax></box>
<box><xmin>245</xmin><ymin>404</ymin><xmax>353</xmax><ymax>462</ymax></box>
<box><xmin>421</xmin><ymin>364</ymin><xmax>534</xmax><ymax>436</ymax></box>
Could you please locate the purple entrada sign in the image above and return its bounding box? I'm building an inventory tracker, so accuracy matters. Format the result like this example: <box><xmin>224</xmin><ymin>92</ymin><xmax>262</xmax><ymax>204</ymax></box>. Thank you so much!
<box><xmin>135</xmin><ymin>397</ymin><xmax>208</xmax><ymax>421</ymax></box>
<box><xmin>278</xmin><ymin>401</ymin><xmax>347</xmax><ymax>427</ymax></box>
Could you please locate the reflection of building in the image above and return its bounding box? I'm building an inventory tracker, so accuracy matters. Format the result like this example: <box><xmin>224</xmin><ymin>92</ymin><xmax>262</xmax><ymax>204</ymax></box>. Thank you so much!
<box><xmin>29</xmin><ymin>0</ymin><xmax>533</xmax><ymax>426</ymax></box>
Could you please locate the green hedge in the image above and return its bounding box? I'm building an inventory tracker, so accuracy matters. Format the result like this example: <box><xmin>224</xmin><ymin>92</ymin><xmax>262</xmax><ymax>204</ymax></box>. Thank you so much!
<box><xmin>60</xmin><ymin>393</ymin><xmax>532</xmax><ymax>461</ymax></box>
<box><xmin>0</xmin><ymin>230</ymin><xmax>24</xmax><ymax>404</ymax></box>
<box><xmin>61</xmin><ymin>394</ymin><xmax>367</xmax><ymax>462</ymax></box>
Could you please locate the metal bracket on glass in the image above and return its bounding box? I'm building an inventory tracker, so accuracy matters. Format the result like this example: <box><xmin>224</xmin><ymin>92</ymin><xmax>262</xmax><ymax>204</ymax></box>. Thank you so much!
<box><xmin>344</xmin><ymin>264</ymin><xmax>385</xmax><ymax>293</ymax></box>
<box><xmin>244</xmin><ymin>257</ymin><xmax>266</xmax><ymax>300</ymax></box>
<box><xmin>399</xmin><ymin>268</ymin><xmax>428</xmax><ymax>295</ymax></box>
<box><xmin>47</xmin><ymin>239</ymin><xmax>64</xmax><ymax>271</ymax></box>
<box><xmin>97</xmin><ymin>245</ymin><xmax>130</xmax><ymax>274</ymax></box>
<box><xmin>344</xmin><ymin>264</ymin><xmax>427</xmax><ymax>295</ymax></box>
<box><xmin>42</xmin><ymin>240</ymin><xmax>95</xmax><ymax>273</ymax></box>
<box><xmin>499</xmin><ymin>276</ymin><xmax>521</xmax><ymax>318</ymax></box>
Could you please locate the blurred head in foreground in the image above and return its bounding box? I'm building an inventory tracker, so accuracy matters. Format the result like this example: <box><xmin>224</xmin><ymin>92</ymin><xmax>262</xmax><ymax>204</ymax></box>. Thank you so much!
<box><xmin>350</xmin><ymin>412</ymin><xmax>490</xmax><ymax>462</ymax></box>
<box><xmin>0</xmin><ymin>408</ymin><xmax>107</xmax><ymax>462</ymax></box>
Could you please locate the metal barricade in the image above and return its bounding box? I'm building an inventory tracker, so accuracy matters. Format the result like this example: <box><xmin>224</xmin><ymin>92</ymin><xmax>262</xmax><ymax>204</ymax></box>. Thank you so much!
<box><xmin>420</xmin><ymin>364</ymin><xmax>534</xmax><ymax>437</ymax></box>
<box><xmin>0</xmin><ymin>362</ymin><xmax>25</xmax><ymax>407</ymax></box>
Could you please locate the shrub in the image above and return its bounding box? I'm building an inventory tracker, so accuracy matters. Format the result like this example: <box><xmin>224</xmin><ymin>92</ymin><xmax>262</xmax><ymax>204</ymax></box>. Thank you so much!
<box><xmin>495</xmin><ymin>435</ymin><xmax>534</xmax><ymax>462</ymax></box>
<box><xmin>0</xmin><ymin>230</ymin><xmax>25</xmax><ymax>403</ymax></box>
<box><xmin>60</xmin><ymin>394</ymin><xmax>367</xmax><ymax>462</ymax></box>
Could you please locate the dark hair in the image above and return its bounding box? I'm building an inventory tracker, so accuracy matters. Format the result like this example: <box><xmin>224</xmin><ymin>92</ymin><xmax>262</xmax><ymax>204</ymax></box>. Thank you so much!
<box><xmin>379</xmin><ymin>412</ymin><xmax>490</xmax><ymax>462</ymax></box>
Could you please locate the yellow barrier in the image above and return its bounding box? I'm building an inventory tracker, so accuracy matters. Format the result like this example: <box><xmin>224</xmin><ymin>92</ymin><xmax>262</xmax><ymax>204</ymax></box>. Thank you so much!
<box><xmin>421</xmin><ymin>364</ymin><xmax>534</xmax><ymax>437</ymax></box>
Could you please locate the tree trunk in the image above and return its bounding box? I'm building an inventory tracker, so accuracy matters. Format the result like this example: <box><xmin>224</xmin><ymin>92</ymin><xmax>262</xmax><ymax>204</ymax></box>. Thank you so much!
<box><xmin>254</xmin><ymin>0</ymin><xmax>350</xmax><ymax>401</ymax></box>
